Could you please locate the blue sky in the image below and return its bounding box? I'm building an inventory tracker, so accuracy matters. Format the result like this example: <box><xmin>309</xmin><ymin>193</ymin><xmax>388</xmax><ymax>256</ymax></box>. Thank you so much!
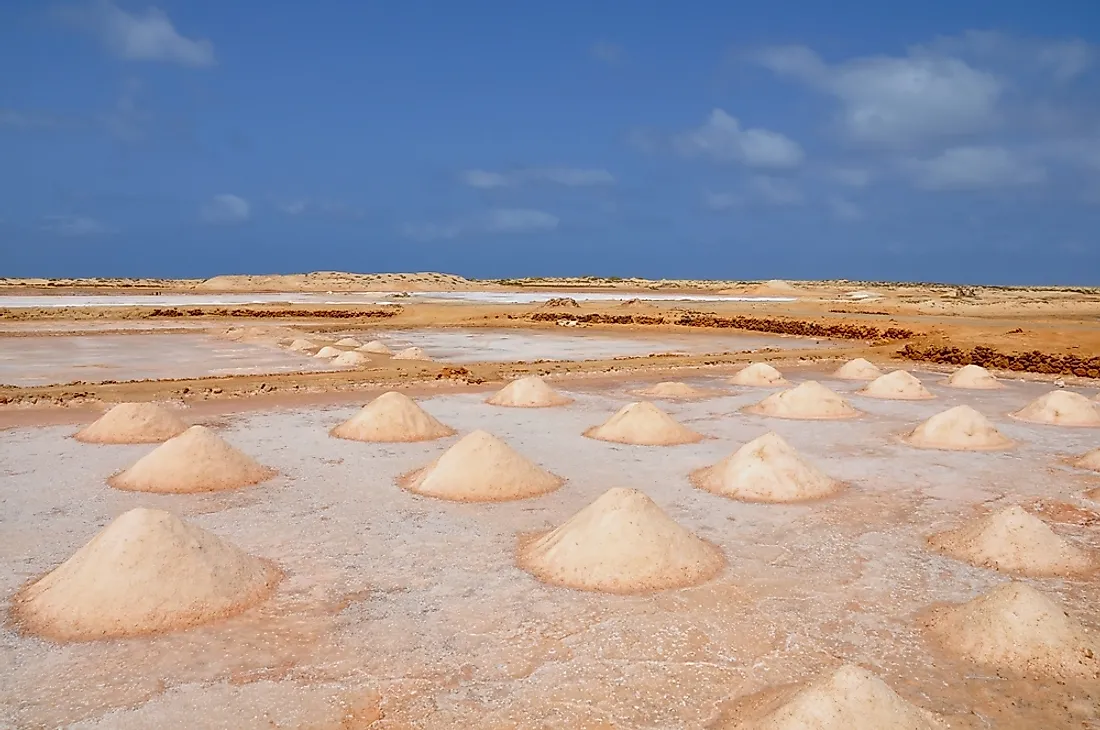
<box><xmin>2</xmin><ymin>1</ymin><xmax>1099</xmax><ymax>283</ymax></box>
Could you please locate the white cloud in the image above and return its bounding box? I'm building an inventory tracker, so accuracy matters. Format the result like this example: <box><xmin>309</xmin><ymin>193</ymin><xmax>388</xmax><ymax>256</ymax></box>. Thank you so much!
<box><xmin>924</xmin><ymin>31</ymin><xmax>1095</xmax><ymax>83</ymax></box>
<box><xmin>64</xmin><ymin>0</ymin><xmax>215</xmax><ymax>67</ymax></box>
<box><xmin>462</xmin><ymin>167</ymin><xmax>615</xmax><ymax>188</ymax></box>
<box><xmin>281</xmin><ymin>200</ymin><xmax>308</xmax><ymax>215</ymax></box>
<box><xmin>751</xmin><ymin>45</ymin><xmax>1003</xmax><ymax>146</ymax></box>
<box><xmin>904</xmin><ymin>146</ymin><xmax>1046</xmax><ymax>190</ymax></box>
<box><xmin>828</xmin><ymin>196</ymin><xmax>864</xmax><ymax>221</ymax></box>
<box><xmin>677</xmin><ymin>110</ymin><xmax>804</xmax><ymax>168</ymax></box>
<box><xmin>200</xmin><ymin>194</ymin><xmax>250</xmax><ymax>224</ymax></box>
<box><xmin>401</xmin><ymin>208</ymin><xmax>558</xmax><ymax>240</ymax></box>
<box><xmin>591</xmin><ymin>41</ymin><xmax>624</xmax><ymax>65</ymax></box>
<box><xmin>41</xmin><ymin>215</ymin><xmax>115</xmax><ymax>236</ymax></box>
<box><xmin>829</xmin><ymin>167</ymin><xmax>873</xmax><ymax>187</ymax></box>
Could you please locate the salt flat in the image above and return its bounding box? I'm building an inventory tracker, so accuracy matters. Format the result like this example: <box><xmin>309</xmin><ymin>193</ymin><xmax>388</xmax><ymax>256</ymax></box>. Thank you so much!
<box><xmin>2</xmin><ymin>370</ymin><xmax>1098</xmax><ymax>728</ymax></box>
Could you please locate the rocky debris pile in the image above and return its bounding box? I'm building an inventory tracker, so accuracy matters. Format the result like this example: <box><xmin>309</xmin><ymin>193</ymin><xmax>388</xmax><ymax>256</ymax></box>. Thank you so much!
<box><xmin>898</xmin><ymin>344</ymin><xmax>1100</xmax><ymax>379</ymax></box>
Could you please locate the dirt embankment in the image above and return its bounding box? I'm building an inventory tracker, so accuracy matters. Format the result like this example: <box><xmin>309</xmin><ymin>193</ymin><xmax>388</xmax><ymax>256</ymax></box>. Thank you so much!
<box><xmin>528</xmin><ymin>311</ymin><xmax>915</xmax><ymax>341</ymax></box>
<box><xmin>898</xmin><ymin>344</ymin><xmax>1100</xmax><ymax>378</ymax></box>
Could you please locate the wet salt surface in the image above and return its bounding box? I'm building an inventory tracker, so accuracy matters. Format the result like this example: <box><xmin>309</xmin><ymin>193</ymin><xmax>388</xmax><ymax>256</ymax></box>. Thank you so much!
<box><xmin>0</xmin><ymin>329</ymin><xmax>828</xmax><ymax>387</ymax></box>
<box><xmin>0</xmin><ymin>334</ymin><xmax>335</xmax><ymax>387</ymax></box>
<box><xmin>372</xmin><ymin>328</ymin><xmax>831</xmax><ymax>363</ymax></box>
<box><xmin>1</xmin><ymin>372</ymin><xmax>1100</xmax><ymax>728</ymax></box>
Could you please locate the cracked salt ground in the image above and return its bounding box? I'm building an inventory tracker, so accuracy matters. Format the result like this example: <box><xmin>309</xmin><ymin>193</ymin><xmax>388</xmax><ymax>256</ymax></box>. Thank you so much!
<box><xmin>1</xmin><ymin>370</ymin><xmax>1099</xmax><ymax>727</ymax></box>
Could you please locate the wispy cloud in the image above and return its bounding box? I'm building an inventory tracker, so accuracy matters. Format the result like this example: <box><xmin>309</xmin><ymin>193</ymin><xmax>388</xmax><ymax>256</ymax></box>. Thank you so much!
<box><xmin>903</xmin><ymin>146</ymin><xmax>1046</xmax><ymax>190</ymax></box>
<box><xmin>461</xmin><ymin>167</ymin><xmax>615</xmax><ymax>188</ymax></box>
<box><xmin>0</xmin><ymin>110</ymin><xmax>68</xmax><ymax>130</ymax></box>
<box><xmin>590</xmin><ymin>41</ymin><xmax>624</xmax><ymax>65</ymax></box>
<box><xmin>705</xmin><ymin>177</ymin><xmax>804</xmax><ymax>209</ymax></box>
<box><xmin>829</xmin><ymin>167</ymin><xmax>873</xmax><ymax>187</ymax></box>
<box><xmin>828</xmin><ymin>196</ymin><xmax>864</xmax><ymax>221</ymax></box>
<box><xmin>60</xmin><ymin>0</ymin><xmax>215</xmax><ymax>67</ymax></box>
<box><xmin>676</xmin><ymin>109</ymin><xmax>804</xmax><ymax>168</ymax></box>
<box><xmin>40</xmin><ymin>215</ymin><xmax>116</xmax><ymax>236</ymax></box>
<box><xmin>278</xmin><ymin>198</ymin><xmax>364</xmax><ymax>218</ymax></box>
<box><xmin>400</xmin><ymin>208</ymin><xmax>559</xmax><ymax>241</ymax></box>
<box><xmin>200</xmin><ymin>194</ymin><xmax>250</xmax><ymax>224</ymax></box>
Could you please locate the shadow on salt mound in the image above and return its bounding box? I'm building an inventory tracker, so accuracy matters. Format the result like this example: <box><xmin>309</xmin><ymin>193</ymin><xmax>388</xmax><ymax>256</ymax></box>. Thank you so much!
<box><xmin>743</xmin><ymin>381</ymin><xmax>861</xmax><ymax>420</ymax></box>
<box><xmin>108</xmin><ymin>425</ymin><xmax>276</xmax><ymax>493</ymax></box>
<box><xmin>901</xmin><ymin>405</ymin><xmax>1012</xmax><ymax>451</ymax></box>
<box><xmin>517</xmin><ymin>487</ymin><xmax>723</xmax><ymax>594</ymax></box>
<box><xmin>74</xmin><ymin>402</ymin><xmax>188</xmax><ymax>444</ymax></box>
<box><xmin>400</xmin><ymin>429</ymin><xmax>561</xmax><ymax>502</ymax></box>
<box><xmin>356</xmin><ymin>340</ymin><xmax>392</xmax><ymax>355</ymax></box>
<box><xmin>584</xmin><ymin>401</ymin><xmax>705</xmax><ymax>445</ymax></box>
<box><xmin>1074</xmin><ymin>447</ymin><xmax>1100</xmax><ymax>472</ymax></box>
<box><xmin>487</xmin><ymin>375</ymin><xmax>572</xmax><ymax>407</ymax></box>
<box><xmin>314</xmin><ymin>346</ymin><xmax>341</xmax><ymax>359</ymax></box>
<box><xmin>943</xmin><ymin>364</ymin><xmax>1003</xmax><ymax>389</ymax></box>
<box><xmin>718</xmin><ymin>664</ymin><xmax>946</xmax><ymax>730</ymax></box>
<box><xmin>331</xmin><ymin>391</ymin><xmax>455</xmax><ymax>443</ymax></box>
<box><xmin>928</xmin><ymin>506</ymin><xmax>1095</xmax><ymax>577</ymax></box>
<box><xmin>857</xmin><ymin>370</ymin><xmax>935</xmax><ymax>400</ymax></box>
<box><xmin>9</xmin><ymin>508</ymin><xmax>280</xmax><ymax>641</ymax></box>
<box><xmin>692</xmin><ymin>432</ymin><xmax>842</xmax><ymax>503</ymax></box>
<box><xmin>392</xmin><ymin>346</ymin><xmax>431</xmax><ymax>361</ymax></box>
<box><xmin>1011</xmin><ymin>390</ymin><xmax>1100</xmax><ymax>427</ymax></box>
<box><xmin>631</xmin><ymin>381</ymin><xmax>720</xmax><ymax>400</ymax></box>
<box><xmin>922</xmin><ymin>582</ymin><xmax>1100</xmax><ymax>680</ymax></box>
<box><xmin>730</xmin><ymin>362</ymin><xmax>789</xmax><ymax>387</ymax></box>
<box><xmin>832</xmin><ymin>357</ymin><xmax>882</xmax><ymax>380</ymax></box>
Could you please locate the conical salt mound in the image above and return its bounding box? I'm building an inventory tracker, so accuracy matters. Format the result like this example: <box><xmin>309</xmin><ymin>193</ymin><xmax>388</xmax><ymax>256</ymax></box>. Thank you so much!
<box><xmin>744</xmin><ymin>381</ymin><xmax>860</xmax><ymax>420</ymax></box>
<box><xmin>10</xmin><ymin>508</ymin><xmax>280</xmax><ymax>641</ymax></box>
<box><xmin>945</xmin><ymin>364</ymin><xmax>1002</xmax><ymax>389</ymax></box>
<box><xmin>74</xmin><ymin>402</ymin><xmax>188</xmax><ymax>444</ymax></box>
<box><xmin>331</xmin><ymin>391</ymin><xmax>455</xmax><ymax>443</ymax></box>
<box><xmin>518</xmin><ymin>487</ymin><xmax>724</xmax><ymax>593</ymax></box>
<box><xmin>393</xmin><ymin>346</ymin><xmax>430</xmax><ymax>361</ymax></box>
<box><xmin>833</xmin><ymin>358</ymin><xmax>883</xmax><ymax>381</ymax></box>
<box><xmin>357</xmin><ymin>340</ymin><xmax>392</xmax><ymax>355</ymax></box>
<box><xmin>731</xmin><ymin>362</ymin><xmax>789</xmax><ymax>387</ymax></box>
<box><xmin>1012</xmin><ymin>390</ymin><xmax>1100</xmax><ymax>427</ymax></box>
<box><xmin>332</xmin><ymin>350</ymin><xmax>370</xmax><ymax>367</ymax></box>
<box><xmin>928</xmin><ymin>506</ymin><xmax>1095</xmax><ymax>577</ymax></box>
<box><xmin>288</xmin><ymin>338</ymin><xmax>314</xmax><ymax>352</ymax></box>
<box><xmin>903</xmin><ymin>405</ymin><xmax>1012</xmax><ymax>451</ymax></box>
<box><xmin>584</xmin><ymin>401</ymin><xmax>704</xmax><ymax>446</ymax></box>
<box><xmin>401</xmin><ymin>429</ymin><xmax>561</xmax><ymax>502</ymax></box>
<box><xmin>633</xmin><ymin>381</ymin><xmax>714</xmax><ymax>399</ymax></box>
<box><xmin>857</xmin><ymin>370</ymin><xmax>934</xmax><ymax>400</ymax></box>
<box><xmin>725</xmin><ymin>664</ymin><xmax>945</xmax><ymax>730</ymax></box>
<box><xmin>108</xmin><ymin>425</ymin><xmax>275</xmax><ymax>493</ymax></box>
<box><xmin>924</xmin><ymin>582</ymin><xmax>1100</xmax><ymax>680</ymax></box>
<box><xmin>487</xmin><ymin>375</ymin><xmax>572</xmax><ymax>408</ymax></box>
<box><xmin>692</xmin><ymin>432</ymin><xmax>842</xmax><ymax>503</ymax></box>
<box><xmin>314</xmin><ymin>346</ymin><xmax>341</xmax><ymax>359</ymax></box>
<box><xmin>1074</xmin><ymin>447</ymin><xmax>1100</xmax><ymax>471</ymax></box>
<box><xmin>335</xmin><ymin>337</ymin><xmax>362</xmax><ymax>347</ymax></box>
